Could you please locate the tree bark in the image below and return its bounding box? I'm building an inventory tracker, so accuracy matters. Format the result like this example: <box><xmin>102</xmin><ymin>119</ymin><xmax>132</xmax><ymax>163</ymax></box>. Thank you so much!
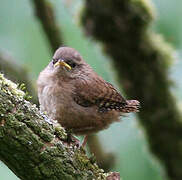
<box><xmin>0</xmin><ymin>74</ymin><xmax>118</xmax><ymax>180</ymax></box>
<box><xmin>81</xmin><ymin>0</ymin><xmax>182</xmax><ymax>179</ymax></box>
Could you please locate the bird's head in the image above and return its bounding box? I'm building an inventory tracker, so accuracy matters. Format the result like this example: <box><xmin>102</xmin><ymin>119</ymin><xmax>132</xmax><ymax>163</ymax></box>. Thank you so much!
<box><xmin>49</xmin><ymin>47</ymin><xmax>88</xmax><ymax>78</ymax></box>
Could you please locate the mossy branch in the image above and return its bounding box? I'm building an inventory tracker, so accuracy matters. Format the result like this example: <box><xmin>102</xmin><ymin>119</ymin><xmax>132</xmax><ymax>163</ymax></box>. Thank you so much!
<box><xmin>81</xmin><ymin>0</ymin><xmax>182</xmax><ymax>179</ymax></box>
<box><xmin>0</xmin><ymin>74</ymin><xmax>119</xmax><ymax>180</ymax></box>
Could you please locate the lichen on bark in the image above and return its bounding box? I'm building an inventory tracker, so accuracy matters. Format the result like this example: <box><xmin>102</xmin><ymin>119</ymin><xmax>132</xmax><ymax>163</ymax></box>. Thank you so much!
<box><xmin>0</xmin><ymin>74</ymin><xmax>115</xmax><ymax>180</ymax></box>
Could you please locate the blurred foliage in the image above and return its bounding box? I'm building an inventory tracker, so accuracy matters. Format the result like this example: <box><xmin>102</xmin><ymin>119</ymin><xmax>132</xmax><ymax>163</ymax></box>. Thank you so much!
<box><xmin>0</xmin><ymin>0</ymin><xmax>182</xmax><ymax>180</ymax></box>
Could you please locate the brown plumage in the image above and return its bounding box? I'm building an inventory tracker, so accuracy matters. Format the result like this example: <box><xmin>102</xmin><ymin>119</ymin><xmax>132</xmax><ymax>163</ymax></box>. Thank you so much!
<box><xmin>37</xmin><ymin>47</ymin><xmax>139</xmax><ymax>136</ymax></box>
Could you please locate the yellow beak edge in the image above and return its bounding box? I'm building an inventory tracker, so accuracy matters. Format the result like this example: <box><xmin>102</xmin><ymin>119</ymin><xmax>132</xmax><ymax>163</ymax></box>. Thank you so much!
<box><xmin>54</xmin><ymin>60</ymin><xmax>72</xmax><ymax>70</ymax></box>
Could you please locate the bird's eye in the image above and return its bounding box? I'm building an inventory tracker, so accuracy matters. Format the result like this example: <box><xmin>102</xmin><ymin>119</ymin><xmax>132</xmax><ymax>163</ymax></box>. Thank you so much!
<box><xmin>66</xmin><ymin>60</ymin><xmax>77</xmax><ymax>68</ymax></box>
<box><xmin>52</xmin><ymin>58</ymin><xmax>58</xmax><ymax>65</ymax></box>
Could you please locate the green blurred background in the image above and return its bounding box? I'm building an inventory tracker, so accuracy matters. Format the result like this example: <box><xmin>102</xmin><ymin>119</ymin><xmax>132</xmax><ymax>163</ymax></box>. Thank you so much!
<box><xmin>0</xmin><ymin>0</ymin><xmax>182</xmax><ymax>179</ymax></box>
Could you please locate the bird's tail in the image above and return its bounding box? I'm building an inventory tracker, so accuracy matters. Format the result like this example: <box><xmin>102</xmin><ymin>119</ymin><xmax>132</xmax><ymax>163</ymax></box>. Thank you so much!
<box><xmin>122</xmin><ymin>100</ymin><xmax>140</xmax><ymax>113</ymax></box>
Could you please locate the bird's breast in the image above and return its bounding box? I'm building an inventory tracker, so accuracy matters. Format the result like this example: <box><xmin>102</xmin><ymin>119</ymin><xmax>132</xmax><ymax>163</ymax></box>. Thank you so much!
<box><xmin>38</xmin><ymin>79</ymin><xmax>74</xmax><ymax>117</ymax></box>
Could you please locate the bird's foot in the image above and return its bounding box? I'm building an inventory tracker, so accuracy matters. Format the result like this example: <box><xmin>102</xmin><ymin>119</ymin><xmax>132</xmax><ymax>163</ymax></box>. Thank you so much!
<box><xmin>81</xmin><ymin>135</ymin><xmax>88</xmax><ymax>148</ymax></box>
<box><xmin>65</xmin><ymin>131</ymin><xmax>80</xmax><ymax>148</ymax></box>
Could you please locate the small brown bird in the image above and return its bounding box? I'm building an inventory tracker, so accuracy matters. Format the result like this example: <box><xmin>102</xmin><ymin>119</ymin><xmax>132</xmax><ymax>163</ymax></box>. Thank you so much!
<box><xmin>37</xmin><ymin>47</ymin><xmax>139</xmax><ymax>146</ymax></box>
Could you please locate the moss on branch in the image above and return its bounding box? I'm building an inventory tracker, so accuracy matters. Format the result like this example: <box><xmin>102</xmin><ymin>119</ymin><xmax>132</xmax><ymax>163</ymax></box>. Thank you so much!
<box><xmin>0</xmin><ymin>74</ymin><xmax>117</xmax><ymax>180</ymax></box>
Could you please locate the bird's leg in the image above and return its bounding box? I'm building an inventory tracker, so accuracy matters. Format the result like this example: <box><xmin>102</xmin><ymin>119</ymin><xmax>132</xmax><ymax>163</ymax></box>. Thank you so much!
<box><xmin>65</xmin><ymin>129</ymin><xmax>80</xmax><ymax>147</ymax></box>
<box><xmin>81</xmin><ymin>135</ymin><xmax>88</xmax><ymax>147</ymax></box>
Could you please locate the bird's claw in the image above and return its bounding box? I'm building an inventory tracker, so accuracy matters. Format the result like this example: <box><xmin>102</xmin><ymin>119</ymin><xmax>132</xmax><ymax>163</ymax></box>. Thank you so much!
<box><xmin>65</xmin><ymin>133</ymin><xmax>80</xmax><ymax>148</ymax></box>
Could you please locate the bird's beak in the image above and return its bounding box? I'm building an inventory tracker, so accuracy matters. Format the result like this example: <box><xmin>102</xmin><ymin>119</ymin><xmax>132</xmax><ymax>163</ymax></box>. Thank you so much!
<box><xmin>54</xmin><ymin>60</ymin><xmax>72</xmax><ymax>70</ymax></box>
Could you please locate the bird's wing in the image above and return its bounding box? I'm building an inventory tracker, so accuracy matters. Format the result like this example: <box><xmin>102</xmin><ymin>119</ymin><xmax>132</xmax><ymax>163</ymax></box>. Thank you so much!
<box><xmin>73</xmin><ymin>76</ymin><xmax>128</xmax><ymax>112</ymax></box>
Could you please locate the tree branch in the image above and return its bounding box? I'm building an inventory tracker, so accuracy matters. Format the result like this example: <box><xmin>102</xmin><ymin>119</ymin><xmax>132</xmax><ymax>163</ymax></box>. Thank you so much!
<box><xmin>81</xmin><ymin>0</ymin><xmax>182</xmax><ymax>179</ymax></box>
<box><xmin>31</xmin><ymin>0</ymin><xmax>63</xmax><ymax>52</ymax></box>
<box><xmin>0</xmin><ymin>74</ymin><xmax>118</xmax><ymax>180</ymax></box>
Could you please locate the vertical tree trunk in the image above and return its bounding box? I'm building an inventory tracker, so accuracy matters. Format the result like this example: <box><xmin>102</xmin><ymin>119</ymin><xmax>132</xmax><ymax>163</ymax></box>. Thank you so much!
<box><xmin>81</xmin><ymin>0</ymin><xmax>182</xmax><ymax>179</ymax></box>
